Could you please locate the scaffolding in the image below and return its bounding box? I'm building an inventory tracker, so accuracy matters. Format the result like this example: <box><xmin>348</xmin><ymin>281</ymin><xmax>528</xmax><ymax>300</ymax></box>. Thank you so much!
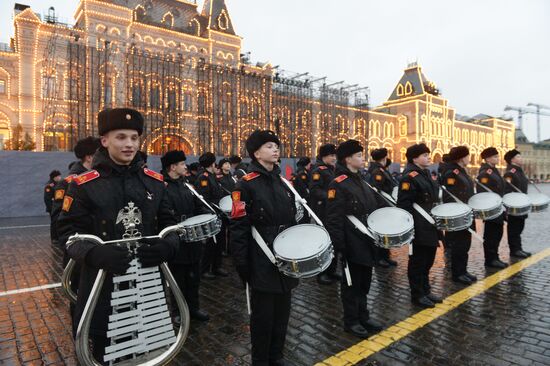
<box><xmin>66</xmin><ymin>42</ymin><xmax>370</xmax><ymax>157</ymax></box>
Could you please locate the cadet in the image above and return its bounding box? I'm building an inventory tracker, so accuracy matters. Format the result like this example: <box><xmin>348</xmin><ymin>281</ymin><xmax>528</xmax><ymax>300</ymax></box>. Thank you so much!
<box><xmin>44</xmin><ymin>170</ymin><xmax>61</xmax><ymax>244</ymax></box>
<box><xmin>478</xmin><ymin>147</ymin><xmax>507</xmax><ymax>269</ymax></box>
<box><xmin>230</xmin><ymin>129</ymin><xmax>297</xmax><ymax>366</ymax></box>
<box><xmin>217</xmin><ymin>158</ymin><xmax>237</xmax><ymax>194</ymax></box>
<box><xmin>291</xmin><ymin>157</ymin><xmax>312</xmax><ymax>223</ymax></box>
<box><xmin>503</xmin><ymin>149</ymin><xmax>531</xmax><ymax>258</ymax></box>
<box><xmin>58</xmin><ymin>108</ymin><xmax>179</xmax><ymax>359</ymax></box>
<box><xmin>326</xmin><ymin>140</ymin><xmax>384</xmax><ymax>338</ymax></box>
<box><xmin>367</xmin><ymin>148</ymin><xmax>398</xmax><ymax>267</ymax></box>
<box><xmin>441</xmin><ymin>146</ymin><xmax>478</xmax><ymax>285</ymax></box>
<box><xmin>229</xmin><ymin>155</ymin><xmax>248</xmax><ymax>179</ymax></box>
<box><xmin>196</xmin><ymin>152</ymin><xmax>228</xmax><ymax>278</ymax></box>
<box><xmin>161</xmin><ymin>150</ymin><xmax>210</xmax><ymax>322</ymax></box>
<box><xmin>309</xmin><ymin>143</ymin><xmax>339</xmax><ymax>285</ymax></box>
<box><xmin>397</xmin><ymin>143</ymin><xmax>442</xmax><ymax>308</ymax></box>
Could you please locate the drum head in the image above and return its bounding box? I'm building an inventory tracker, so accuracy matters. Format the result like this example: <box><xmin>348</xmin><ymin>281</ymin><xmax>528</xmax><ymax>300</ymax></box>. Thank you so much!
<box><xmin>274</xmin><ymin>225</ymin><xmax>330</xmax><ymax>260</ymax></box>
<box><xmin>528</xmin><ymin>193</ymin><xmax>550</xmax><ymax>206</ymax></box>
<box><xmin>219</xmin><ymin>196</ymin><xmax>233</xmax><ymax>212</ymax></box>
<box><xmin>181</xmin><ymin>214</ymin><xmax>217</xmax><ymax>225</ymax></box>
<box><xmin>431</xmin><ymin>203</ymin><xmax>471</xmax><ymax>217</ymax></box>
<box><xmin>367</xmin><ymin>207</ymin><xmax>413</xmax><ymax>235</ymax></box>
<box><xmin>503</xmin><ymin>193</ymin><xmax>531</xmax><ymax>208</ymax></box>
<box><xmin>468</xmin><ymin>192</ymin><xmax>502</xmax><ymax>210</ymax></box>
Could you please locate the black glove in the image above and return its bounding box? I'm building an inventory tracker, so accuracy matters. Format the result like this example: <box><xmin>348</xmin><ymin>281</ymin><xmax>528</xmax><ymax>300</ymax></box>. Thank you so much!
<box><xmin>236</xmin><ymin>265</ymin><xmax>250</xmax><ymax>286</ymax></box>
<box><xmin>136</xmin><ymin>237</ymin><xmax>175</xmax><ymax>267</ymax></box>
<box><xmin>85</xmin><ymin>245</ymin><xmax>131</xmax><ymax>275</ymax></box>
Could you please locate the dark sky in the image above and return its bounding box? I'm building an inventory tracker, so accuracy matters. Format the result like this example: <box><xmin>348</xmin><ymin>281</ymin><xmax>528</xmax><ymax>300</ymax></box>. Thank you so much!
<box><xmin>2</xmin><ymin>0</ymin><xmax>549</xmax><ymax>141</ymax></box>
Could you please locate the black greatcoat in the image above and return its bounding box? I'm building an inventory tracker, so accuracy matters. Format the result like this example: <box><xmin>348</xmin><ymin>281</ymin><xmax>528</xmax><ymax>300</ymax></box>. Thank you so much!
<box><xmin>57</xmin><ymin>148</ymin><xmax>178</xmax><ymax>336</ymax></box>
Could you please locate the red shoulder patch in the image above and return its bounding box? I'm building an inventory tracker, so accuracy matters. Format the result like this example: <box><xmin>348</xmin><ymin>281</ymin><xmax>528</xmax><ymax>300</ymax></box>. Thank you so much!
<box><xmin>487</xmin><ymin>169</ymin><xmax>493</xmax><ymax>175</ymax></box>
<box><xmin>65</xmin><ymin>174</ymin><xmax>77</xmax><ymax>183</ymax></box>
<box><xmin>243</xmin><ymin>172</ymin><xmax>260</xmax><ymax>181</ymax></box>
<box><xmin>334</xmin><ymin>174</ymin><xmax>348</xmax><ymax>183</ymax></box>
<box><xmin>453</xmin><ymin>169</ymin><xmax>460</xmax><ymax>175</ymax></box>
<box><xmin>409</xmin><ymin>171</ymin><xmax>419</xmax><ymax>178</ymax></box>
<box><xmin>75</xmin><ymin>170</ymin><xmax>100</xmax><ymax>185</ymax></box>
<box><xmin>510</xmin><ymin>168</ymin><xmax>516</xmax><ymax>173</ymax></box>
<box><xmin>143</xmin><ymin>168</ymin><xmax>163</xmax><ymax>182</ymax></box>
<box><xmin>319</xmin><ymin>166</ymin><xmax>328</xmax><ymax>170</ymax></box>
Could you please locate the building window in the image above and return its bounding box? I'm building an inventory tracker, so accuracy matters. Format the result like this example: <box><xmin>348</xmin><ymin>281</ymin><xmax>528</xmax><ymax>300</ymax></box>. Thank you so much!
<box><xmin>42</xmin><ymin>75</ymin><xmax>55</xmax><ymax>99</ymax></box>
<box><xmin>183</xmin><ymin>93</ymin><xmax>193</xmax><ymax>112</ymax></box>
<box><xmin>0</xmin><ymin>80</ymin><xmax>5</xmax><ymax>94</ymax></box>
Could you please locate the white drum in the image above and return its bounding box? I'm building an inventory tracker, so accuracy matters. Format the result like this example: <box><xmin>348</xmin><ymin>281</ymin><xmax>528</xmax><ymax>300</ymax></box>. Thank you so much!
<box><xmin>468</xmin><ymin>192</ymin><xmax>503</xmax><ymax>220</ymax></box>
<box><xmin>431</xmin><ymin>203</ymin><xmax>473</xmax><ymax>232</ymax></box>
<box><xmin>528</xmin><ymin>192</ymin><xmax>550</xmax><ymax>213</ymax></box>
<box><xmin>219</xmin><ymin>195</ymin><xmax>233</xmax><ymax>214</ymax></box>
<box><xmin>180</xmin><ymin>214</ymin><xmax>221</xmax><ymax>242</ymax></box>
<box><xmin>273</xmin><ymin>224</ymin><xmax>333</xmax><ymax>279</ymax></box>
<box><xmin>503</xmin><ymin>192</ymin><xmax>532</xmax><ymax>216</ymax></box>
<box><xmin>367</xmin><ymin>207</ymin><xmax>414</xmax><ymax>248</ymax></box>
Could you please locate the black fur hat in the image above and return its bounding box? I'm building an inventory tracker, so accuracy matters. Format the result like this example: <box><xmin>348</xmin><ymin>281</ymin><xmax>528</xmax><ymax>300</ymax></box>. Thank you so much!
<box><xmin>98</xmin><ymin>108</ymin><xmax>144</xmax><ymax>136</ymax></box>
<box><xmin>297</xmin><ymin>157</ymin><xmax>311</xmax><ymax>167</ymax></box>
<box><xmin>74</xmin><ymin>136</ymin><xmax>101</xmax><ymax>159</ymax></box>
<box><xmin>318</xmin><ymin>143</ymin><xmax>337</xmax><ymax>158</ymax></box>
<box><xmin>481</xmin><ymin>147</ymin><xmax>499</xmax><ymax>160</ymax></box>
<box><xmin>504</xmin><ymin>149</ymin><xmax>520</xmax><ymax>164</ymax></box>
<box><xmin>370</xmin><ymin>148</ymin><xmax>388</xmax><ymax>161</ymax></box>
<box><xmin>406</xmin><ymin>143</ymin><xmax>430</xmax><ymax>163</ymax></box>
<box><xmin>448</xmin><ymin>146</ymin><xmax>470</xmax><ymax>162</ymax></box>
<box><xmin>245</xmin><ymin>130</ymin><xmax>280</xmax><ymax>159</ymax></box>
<box><xmin>336</xmin><ymin>140</ymin><xmax>363</xmax><ymax>161</ymax></box>
<box><xmin>161</xmin><ymin>150</ymin><xmax>186</xmax><ymax>170</ymax></box>
<box><xmin>199</xmin><ymin>152</ymin><xmax>217</xmax><ymax>168</ymax></box>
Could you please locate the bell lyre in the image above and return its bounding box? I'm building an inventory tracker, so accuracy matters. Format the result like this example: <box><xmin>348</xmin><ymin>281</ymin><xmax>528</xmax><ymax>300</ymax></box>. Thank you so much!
<box><xmin>64</xmin><ymin>202</ymin><xmax>189</xmax><ymax>366</ymax></box>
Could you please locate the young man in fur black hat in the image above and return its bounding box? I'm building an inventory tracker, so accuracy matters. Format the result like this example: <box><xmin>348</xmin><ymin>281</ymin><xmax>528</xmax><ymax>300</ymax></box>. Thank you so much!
<box><xmin>367</xmin><ymin>148</ymin><xmax>398</xmax><ymax>268</ymax></box>
<box><xmin>441</xmin><ymin>146</ymin><xmax>478</xmax><ymax>285</ymax></box>
<box><xmin>58</xmin><ymin>108</ymin><xmax>179</xmax><ymax>360</ymax></box>
<box><xmin>326</xmin><ymin>139</ymin><xmax>385</xmax><ymax>338</ymax></box>
<box><xmin>229</xmin><ymin>154</ymin><xmax>248</xmax><ymax>180</ymax></box>
<box><xmin>230</xmin><ymin>129</ymin><xmax>298</xmax><ymax>366</ymax></box>
<box><xmin>503</xmin><ymin>149</ymin><xmax>531</xmax><ymax>259</ymax></box>
<box><xmin>309</xmin><ymin>143</ymin><xmax>340</xmax><ymax>285</ymax></box>
<box><xmin>161</xmin><ymin>150</ymin><xmax>211</xmax><ymax>322</ymax></box>
<box><xmin>397</xmin><ymin>143</ymin><xmax>443</xmax><ymax>308</ymax></box>
<box><xmin>44</xmin><ymin>170</ymin><xmax>62</xmax><ymax>244</ymax></box>
<box><xmin>196</xmin><ymin>152</ymin><xmax>228</xmax><ymax>279</ymax></box>
<box><xmin>477</xmin><ymin>147</ymin><xmax>508</xmax><ymax>269</ymax></box>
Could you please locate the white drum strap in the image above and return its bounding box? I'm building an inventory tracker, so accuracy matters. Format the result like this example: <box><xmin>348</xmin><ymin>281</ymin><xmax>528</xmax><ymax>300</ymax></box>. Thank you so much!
<box><xmin>412</xmin><ymin>203</ymin><xmax>436</xmax><ymax>225</ymax></box>
<box><xmin>346</xmin><ymin>215</ymin><xmax>375</xmax><ymax>240</ymax></box>
<box><xmin>251</xmin><ymin>226</ymin><xmax>278</xmax><ymax>266</ymax></box>
<box><xmin>280</xmin><ymin>176</ymin><xmax>324</xmax><ymax>227</ymax></box>
<box><xmin>184</xmin><ymin>183</ymin><xmax>217</xmax><ymax>214</ymax></box>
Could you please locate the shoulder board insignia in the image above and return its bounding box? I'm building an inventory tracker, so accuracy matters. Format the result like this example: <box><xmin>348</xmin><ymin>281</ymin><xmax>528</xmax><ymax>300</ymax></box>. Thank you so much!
<box><xmin>319</xmin><ymin>166</ymin><xmax>328</xmax><ymax>170</ymax></box>
<box><xmin>375</xmin><ymin>174</ymin><xmax>383</xmax><ymax>182</ymax></box>
<box><xmin>401</xmin><ymin>182</ymin><xmax>411</xmax><ymax>191</ymax></box>
<box><xmin>453</xmin><ymin>169</ymin><xmax>460</xmax><ymax>175</ymax></box>
<box><xmin>65</xmin><ymin>174</ymin><xmax>77</xmax><ymax>183</ymax></box>
<box><xmin>447</xmin><ymin>178</ymin><xmax>456</xmax><ymax>186</ymax></box>
<box><xmin>301</xmin><ymin>174</ymin><xmax>307</xmax><ymax>180</ymax></box>
<box><xmin>200</xmin><ymin>179</ymin><xmax>208</xmax><ymax>187</ymax></box>
<box><xmin>334</xmin><ymin>174</ymin><xmax>348</xmax><ymax>183</ymax></box>
<box><xmin>243</xmin><ymin>172</ymin><xmax>260</xmax><ymax>181</ymax></box>
<box><xmin>75</xmin><ymin>170</ymin><xmax>100</xmax><ymax>185</ymax></box>
<box><xmin>487</xmin><ymin>169</ymin><xmax>493</xmax><ymax>175</ymax></box>
<box><xmin>144</xmin><ymin>168</ymin><xmax>164</xmax><ymax>182</ymax></box>
<box><xmin>510</xmin><ymin>168</ymin><xmax>516</xmax><ymax>173</ymax></box>
<box><xmin>54</xmin><ymin>189</ymin><xmax>65</xmax><ymax>200</ymax></box>
<box><xmin>312</xmin><ymin>173</ymin><xmax>321</xmax><ymax>181</ymax></box>
<box><xmin>328</xmin><ymin>188</ymin><xmax>336</xmax><ymax>199</ymax></box>
<box><xmin>481</xmin><ymin>177</ymin><xmax>489</xmax><ymax>184</ymax></box>
<box><xmin>409</xmin><ymin>171</ymin><xmax>419</xmax><ymax>178</ymax></box>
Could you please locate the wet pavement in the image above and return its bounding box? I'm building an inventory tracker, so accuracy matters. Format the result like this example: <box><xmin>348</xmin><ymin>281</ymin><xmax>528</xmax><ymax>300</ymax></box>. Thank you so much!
<box><xmin>1</xmin><ymin>185</ymin><xmax>550</xmax><ymax>365</ymax></box>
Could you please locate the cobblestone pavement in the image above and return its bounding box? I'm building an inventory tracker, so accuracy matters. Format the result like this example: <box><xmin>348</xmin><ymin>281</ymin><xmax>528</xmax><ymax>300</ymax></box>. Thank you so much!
<box><xmin>1</xmin><ymin>185</ymin><xmax>550</xmax><ymax>365</ymax></box>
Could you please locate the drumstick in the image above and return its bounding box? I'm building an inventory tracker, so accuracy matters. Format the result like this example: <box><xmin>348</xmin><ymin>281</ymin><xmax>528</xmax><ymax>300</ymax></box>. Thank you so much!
<box><xmin>246</xmin><ymin>283</ymin><xmax>251</xmax><ymax>315</ymax></box>
<box><xmin>529</xmin><ymin>180</ymin><xmax>544</xmax><ymax>194</ymax></box>
<box><xmin>505</xmin><ymin>180</ymin><xmax>523</xmax><ymax>193</ymax></box>
<box><xmin>409</xmin><ymin>242</ymin><xmax>413</xmax><ymax>256</ymax></box>
<box><xmin>343</xmin><ymin>261</ymin><xmax>352</xmax><ymax>286</ymax></box>
<box><xmin>468</xmin><ymin>228</ymin><xmax>484</xmax><ymax>243</ymax></box>
<box><xmin>364</xmin><ymin>181</ymin><xmax>396</xmax><ymax>206</ymax></box>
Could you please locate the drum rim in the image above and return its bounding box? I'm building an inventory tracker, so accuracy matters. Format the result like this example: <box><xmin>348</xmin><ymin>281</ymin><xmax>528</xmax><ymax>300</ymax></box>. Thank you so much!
<box><xmin>431</xmin><ymin>203</ymin><xmax>473</xmax><ymax>218</ymax></box>
<box><xmin>181</xmin><ymin>213</ymin><xmax>218</xmax><ymax>226</ymax></box>
<box><xmin>273</xmin><ymin>224</ymin><xmax>332</xmax><ymax>261</ymax></box>
<box><xmin>367</xmin><ymin>207</ymin><xmax>414</xmax><ymax>235</ymax></box>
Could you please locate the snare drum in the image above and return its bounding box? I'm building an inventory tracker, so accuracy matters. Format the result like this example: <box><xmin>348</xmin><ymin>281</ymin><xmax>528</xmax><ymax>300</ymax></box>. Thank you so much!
<box><xmin>431</xmin><ymin>203</ymin><xmax>473</xmax><ymax>232</ymax></box>
<box><xmin>503</xmin><ymin>192</ymin><xmax>532</xmax><ymax>216</ymax></box>
<box><xmin>367</xmin><ymin>207</ymin><xmax>414</xmax><ymax>249</ymax></box>
<box><xmin>219</xmin><ymin>195</ymin><xmax>233</xmax><ymax>215</ymax></box>
<box><xmin>273</xmin><ymin>224</ymin><xmax>333</xmax><ymax>279</ymax></box>
<box><xmin>468</xmin><ymin>192</ymin><xmax>503</xmax><ymax>220</ymax></box>
<box><xmin>528</xmin><ymin>192</ymin><xmax>550</xmax><ymax>213</ymax></box>
<box><xmin>180</xmin><ymin>214</ymin><xmax>222</xmax><ymax>242</ymax></box>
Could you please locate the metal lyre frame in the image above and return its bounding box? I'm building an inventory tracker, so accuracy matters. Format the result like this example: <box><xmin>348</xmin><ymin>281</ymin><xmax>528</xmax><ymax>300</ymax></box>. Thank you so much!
<box><xmin>63</xmin><ymin>223</ymin><xmax>190</xmax><ymax>366</ymax></box>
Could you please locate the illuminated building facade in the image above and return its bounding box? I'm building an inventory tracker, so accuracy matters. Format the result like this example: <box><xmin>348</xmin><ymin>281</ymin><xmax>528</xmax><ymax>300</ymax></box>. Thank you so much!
<box><xmin>0</xmin><ymin>0</ymin><xmax>514</xmax><ymax>164</ymax></box>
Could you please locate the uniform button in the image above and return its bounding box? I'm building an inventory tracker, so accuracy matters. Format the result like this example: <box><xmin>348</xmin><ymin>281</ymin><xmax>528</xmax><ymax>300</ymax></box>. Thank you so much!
<box><xmin>102</xmin><ymin>232</ymin><xmax>107</xmax><ymax>236</ymax></box>
<box><xmin>101</xmin><ymin>220</ymin><xmax>106</xmax><ymax>224</ymax></box>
